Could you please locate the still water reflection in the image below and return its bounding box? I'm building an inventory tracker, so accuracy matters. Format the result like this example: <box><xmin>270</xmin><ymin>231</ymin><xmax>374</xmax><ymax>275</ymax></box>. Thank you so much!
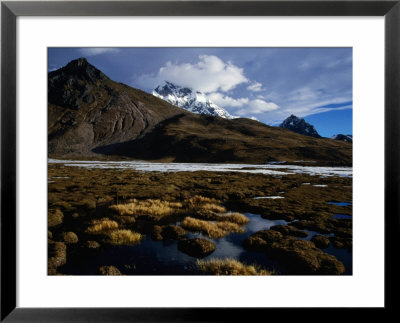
<box><xmin>62</xmin><ymin>212</ymin><xmax>352</xmax><ymax>275</ymax></box>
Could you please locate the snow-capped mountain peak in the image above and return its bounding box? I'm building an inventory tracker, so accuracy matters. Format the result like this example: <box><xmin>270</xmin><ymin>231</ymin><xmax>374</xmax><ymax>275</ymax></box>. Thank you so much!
<box><xmin>153</xmin><ymin>81</ymin><xmax>233</xmax><ymax>119</ymax></box>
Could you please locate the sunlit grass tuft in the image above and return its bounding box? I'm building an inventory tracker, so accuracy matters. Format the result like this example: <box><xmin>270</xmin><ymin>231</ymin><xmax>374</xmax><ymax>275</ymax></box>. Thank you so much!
<box><xmin>181</xmin><ymin>217</ymin><xmax>243</xmax><ymax>239</ymax></box>
<box><xmin>217</xmin><ymin>212</ymin><xmax>249</xmax><ymax>225</ymax></box>
<box><xmin>188</xmin><ymin>195</ymin><xmax>216</xmax><ymax>206</ymax></box>
<box><xmin>196</xmin><ymin>258</ymin><xmax>272</xmax><ymax>275</ymax></box>
<box><xmin>110</xmin><ymin>199</ymin><xmax>182</xmax><ymax>217</ymax></box>
<box><xmin>107</xmin><ymin>229</ymin><xmax>142</xmax><ymax>246</ymax></box>
<box><xmin>86</xmin><ymin>218</ymin><xmax>118</xmax><ymax>234</ymax></box>
<box><xmin>181</xmin><ymin>217</ymin><xmax>226</xmax><ymax>238</ymax></box>
<box><xmin>201</xmin><ymin>203</ymin><xmax>227</xmax><ymax>213</ymax></box>
<box><xmin>187</xmin><ymin>195</ymin><xmax>226</xmax><ymax>213</ymax></box>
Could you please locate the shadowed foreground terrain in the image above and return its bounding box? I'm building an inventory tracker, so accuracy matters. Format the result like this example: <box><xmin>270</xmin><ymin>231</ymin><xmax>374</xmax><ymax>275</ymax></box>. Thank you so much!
<box><xmin>48</xmin><ymin>164</ymin><xmax>352</xmax><ymax>276</ymax></box>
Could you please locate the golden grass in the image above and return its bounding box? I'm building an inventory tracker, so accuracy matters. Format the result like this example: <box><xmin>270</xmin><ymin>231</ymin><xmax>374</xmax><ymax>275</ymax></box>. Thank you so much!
<box><xmin>188</xmin><ymin>195</ymin><xmax>216</xmax><ymax>206</ymax></box>
<box><xmin>118</xmin><ymin>215</ymin><xmax>136</xmax><ymax>225</ymax></box>
<box><xmin>217</xmin><ymin>212</ymin><xmax>249</xmax><ymax>225</ymax></box>
<box><xmin>201</xmin><ymin>203</ymin><xmax>227</xmax><ymax>213</ymax></box>
<box><xmin>196</xmin><ymin>258</ymin><xmax>272</xmax><ymax>275</ymax></box>
<box><xmin>181</xmin><ymin>217</ymin><xmax>225</xmax><ymax>238</ymax></box>
<box><xmin>86</xmin><ymin>218</ymin><xmax>118</xmax><ymax>234</ymax></box>
<box><xmin>110</xmin><ymin>199</ymin><xmax>182</xmax><ymax>217</ymax></box>
<box><xmin>181</xmin><ymin>217</ymin><xmax>243</xmax><ymax>239</ymax></box>
<box><xmin>107</xmin><ymin>229</ymin><xmax>142</xmax><ymax>246</ymax></box>
<box><xmin>187</xmin><ymin>195</ymin><xmax>226</xmax><ymax>213</ymax></box>
<box><xmin>48</xmin><ymin>208</ymin><xmax>64</xmax><ymax>227</ymax></box>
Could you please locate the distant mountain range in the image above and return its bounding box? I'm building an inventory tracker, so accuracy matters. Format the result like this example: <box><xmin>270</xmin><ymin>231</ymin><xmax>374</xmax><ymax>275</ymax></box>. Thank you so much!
<box><xmin>279</xmin><ymin>114</ymin><xmax>352</xmax><ymax>143</ymax></box>
<box><xmin>331</xmin><ymin>134</ymin><xmax>353</xmax><ymax>143</ymax></box>
<box><xmin>280</xmin><ymin>115</ymin><xmax>321</xmax><ymax>138</ymax></box>
<box><xmin>153</xmin><ymin>81</ymin><xmax>234</xmax><ymax>119</ymax></box>
<box><xmin>48</xmin><ymin>58</ymin><xmax>352</xmax><ymax>165</ymax></box>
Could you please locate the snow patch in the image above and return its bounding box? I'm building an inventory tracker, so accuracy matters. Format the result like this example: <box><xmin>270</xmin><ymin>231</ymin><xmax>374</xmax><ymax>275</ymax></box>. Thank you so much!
<box><xmin>48</xmin><ymin>159</ymin><xmax>352</xmax><ymax>177</ymax></box>
<box><xmin>253</xmin><ymin>196</ymin><xmax>285</xmax><ymax>199</ymax></box>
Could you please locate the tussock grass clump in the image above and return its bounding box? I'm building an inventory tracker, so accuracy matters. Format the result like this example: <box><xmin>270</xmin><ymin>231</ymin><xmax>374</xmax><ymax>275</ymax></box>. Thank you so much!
<box><xmin>188</xmin><ymin>195</ymin><xmax>226</xmax><ymax>213</ymax></box>
<box><xmin>48</xmin><ymin>208</ymin><xmax>64</xmax><ymax>227</ymax></box>
<box><xmin>201</xmin><ymin>203</ymin><xmax>227</xmax><ymax>214</ymax></box>
<box><xmin>182</xmin><ymin>217</ymin><xmax>226</xmax><ymax>238</ymax></box>
<box><xmin>178</xmin><ymin>238</ymin><xmax>216</xmax><ymax>258</ymax></box>
<box><xmin>217</xmin><ymin>212</ymin><xmax>249</xmax><ymax>225</ymax></box>
<box><xmin>86</xmin><ymin>240</ymin><xmax>101</xmax><ymax>249</ymax></box>
<box><xmin>86</xmin><ymin>218</ymin><xmax>118</xmax><ymax>234</ymax></box>
<box><xmin>181</xmin><ymin>217</ymin><xmax>243</xmax><ymax>239</ymax></box>
<box><xmin>107</xmin><ymin>229</ymin><xmax>142</xmax><ymax>246</ymax></box>
<box><xmin>196</xmin><ymin>258</ymin><xmax>271</xmax><ymax>275</ymax></box>
<box><xmin>117</xmin><ymin>215</ymin><xmax>136</xmax><ymax>225</ymax></box>
<box><xmin>188</xmin><ymin>195</ymin><xmax>216</xmax><ymax>206</ymax></box>
<box><xmin>110</xmin><ymin>199</ymin><xmax>182</xmax><ymax>217</ymax></box>
<box><xmin>48</xmin><ymin>241</ymin><xmax>67</xmax><ymax>275</ymax></box>
<box><xmin>98</xmin><ymin>265</ymin><xmax>122</xmax><ymax>275</ymax></box>
<box><xmin>61</xmin><ymin>231</ymin><xmax>79</xmax><ymax>244</ymax></box>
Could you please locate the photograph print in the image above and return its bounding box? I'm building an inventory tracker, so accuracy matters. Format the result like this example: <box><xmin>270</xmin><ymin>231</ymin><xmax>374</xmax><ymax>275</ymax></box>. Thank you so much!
<box><xmin>48</xmin><ymin>47</ymin><xmax>352</xmax><ymax>276</ymax></box>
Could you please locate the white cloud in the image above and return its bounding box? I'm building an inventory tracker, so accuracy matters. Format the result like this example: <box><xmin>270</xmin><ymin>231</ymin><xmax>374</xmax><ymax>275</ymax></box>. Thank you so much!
<box><xmin>137</xmin><ymin>55</ymin><xmax>248</xmax><ymax>93</ymax></box>
<box><xmin>308</xmin><ymin>104</ymin><xmax>353</xmax><ymax>115</ymax></box>
<box><xmin>207</xmin><ymin>93</ymin><xmax>249</xmax><ymax>108</ymax></box>
<box><xmin>247</xmin><ymin>81</ymin><xmax>264</xmax><ymax>92</ymax></box>
<box><xmin>235</xmin><ymin>99</ymin><xmax>279</xmax><ymax>115</ymax></box>
<box><xmin>79</xmin><ymin>48</ymin><xmax>120</xmax><ymax>56</ymax></box>
<box><xmin>260</xmin><ymin>85</ymin><xmax>352</xmax><ymax>122</ymax></box>
<box><xmin>263</xmin><ymin>101</ymin><xmax>352</xmax><ymax>125</ymax></box>
<box><xmin>207</xmin><ymin>93</ymin><xmax>279</xmax><ymax>117</ymax></box>
<box><xmin>287</xmin><ymin>87</ymin><xmax>319</xmax><ymax>102</ymax></box>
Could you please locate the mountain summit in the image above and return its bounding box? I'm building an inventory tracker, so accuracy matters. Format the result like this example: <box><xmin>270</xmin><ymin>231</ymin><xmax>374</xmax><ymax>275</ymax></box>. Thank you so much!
<box><xmin>48</xmin><ymin>58</ymin><xmax>184</xmax><ymax>156</ymax></box>
<box><xmin>153</xmin><ymin>81</ymin><xmax>233</xmax><ymax>119</ymax></box>
<box><xmin>279</xmin><ymin>115</ymin><xmax>321</xmax><ymax>138</ymax></box>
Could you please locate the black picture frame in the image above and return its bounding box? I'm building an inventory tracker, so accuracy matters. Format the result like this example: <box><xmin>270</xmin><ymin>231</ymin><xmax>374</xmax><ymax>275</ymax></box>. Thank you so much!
<box><xmin>1</xmin><ymin>0</ymin><xmax>399</xmax><ymax>321</ymax></box>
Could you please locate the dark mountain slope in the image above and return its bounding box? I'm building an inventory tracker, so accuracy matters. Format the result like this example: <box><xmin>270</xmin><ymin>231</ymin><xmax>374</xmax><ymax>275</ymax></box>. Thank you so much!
<box><xmin>48</xmin><ymin>58</ymin><xmax>186</xmax><ymax>156</ymax></box>
<box><xmin>94</xmin><ymin>114</ymin><xmax>352</xmax><ymax>165</ymax></box>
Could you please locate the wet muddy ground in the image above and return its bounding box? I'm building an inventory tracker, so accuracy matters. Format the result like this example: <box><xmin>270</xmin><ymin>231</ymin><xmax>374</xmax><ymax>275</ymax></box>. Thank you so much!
<box><xmin>48</xmin><ymin>161</ymin><xmax>352</xmax><ymax>276</ymax></box>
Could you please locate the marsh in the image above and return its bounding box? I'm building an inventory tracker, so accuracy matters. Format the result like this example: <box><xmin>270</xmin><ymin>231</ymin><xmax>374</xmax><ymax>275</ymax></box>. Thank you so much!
<box><xmin>48</xmin><ymin>160</ymin><xmax>352</xmax><ymax>276</ymax></box>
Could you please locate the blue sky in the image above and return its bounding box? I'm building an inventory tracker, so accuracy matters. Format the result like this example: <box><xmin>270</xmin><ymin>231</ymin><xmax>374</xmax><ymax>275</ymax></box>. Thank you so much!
<box><xmin>48</xmin><ymin>47</ymin><xmax>352</xmax><ymax>137</ymax></box>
